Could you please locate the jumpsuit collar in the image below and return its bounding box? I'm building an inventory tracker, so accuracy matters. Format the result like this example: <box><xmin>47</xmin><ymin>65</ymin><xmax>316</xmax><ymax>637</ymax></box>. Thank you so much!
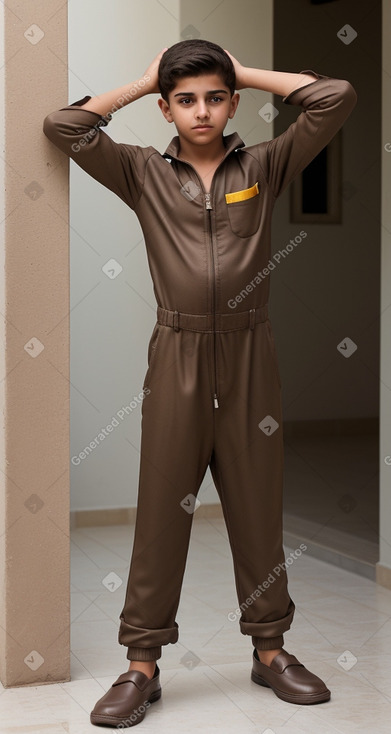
<box><xmin>161</xmin><ymin>131</ymin><xmax>246</xmax><ymax>163</ymax></box>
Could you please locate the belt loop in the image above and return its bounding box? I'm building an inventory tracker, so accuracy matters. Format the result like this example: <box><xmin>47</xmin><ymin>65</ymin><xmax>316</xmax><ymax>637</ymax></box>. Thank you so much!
<box><xmin>249</xmin><ymin>308</ymin><xmax>255</xmax><ymax>330</ymax></box>
<box><xmin>173</xmin><ymin>310</ymin><xmax>180</xmax><ymax>331</ymax></box>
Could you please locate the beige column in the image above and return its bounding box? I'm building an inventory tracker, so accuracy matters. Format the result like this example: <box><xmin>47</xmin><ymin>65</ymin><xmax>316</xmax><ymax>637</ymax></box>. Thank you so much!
<box><xmin>0</xmin><ymin>1</ymin><xmax>70</xmax><ymax>685</ymax></box>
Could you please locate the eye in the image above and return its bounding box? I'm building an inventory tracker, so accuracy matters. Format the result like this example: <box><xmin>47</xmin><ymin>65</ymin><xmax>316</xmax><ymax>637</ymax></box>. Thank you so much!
<box><xmin>210</xmin><ymin>96</ymin><xmax>223</xmax><ymax>103</ymax></box>
<box><xmin>179</xmin><ymin>98</ymin><xmax>192</xmax><ymax>105</ymax></box>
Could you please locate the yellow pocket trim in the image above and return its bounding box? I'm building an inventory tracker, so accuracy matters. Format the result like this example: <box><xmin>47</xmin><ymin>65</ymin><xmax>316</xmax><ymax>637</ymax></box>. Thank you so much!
<box><xmin>225</xmin><ymin>181</ymin><xmax>259</xmax><ymax>204</ymax></box>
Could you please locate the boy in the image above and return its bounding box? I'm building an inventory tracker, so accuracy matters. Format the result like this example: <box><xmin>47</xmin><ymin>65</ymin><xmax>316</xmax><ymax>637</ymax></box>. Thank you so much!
<box><xmin>43</xmin><ymin>39</ymin><xmax>357</xmax><ymax>727</ymax></box>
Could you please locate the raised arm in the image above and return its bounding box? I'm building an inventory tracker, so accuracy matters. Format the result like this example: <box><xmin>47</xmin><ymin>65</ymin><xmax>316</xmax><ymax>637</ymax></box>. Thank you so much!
<box><xmin>42</xmin><ymin>49</ymin><xmax>168</xmax><ymax>210</ymax></box>
<box><xmin>225</xmin><ymin>52</ymin><xmax>318</xmax><ymax>98</ymax></box>
<box><xmin>225</xmin><ymin>52</ymin><xmax>357</xmax><ymax>198</ymax></box>
<box><xmin>77</xmin><ymin>48</ymin><xmax>168</xmax><ymax>118</ymax></box>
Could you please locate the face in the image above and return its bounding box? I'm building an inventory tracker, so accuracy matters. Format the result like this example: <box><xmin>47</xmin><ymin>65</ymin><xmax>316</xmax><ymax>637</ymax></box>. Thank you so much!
<box><xmin>158</xmin><ymin>73</ymin><xmax>240</xmax><ymax>149</ymax></box>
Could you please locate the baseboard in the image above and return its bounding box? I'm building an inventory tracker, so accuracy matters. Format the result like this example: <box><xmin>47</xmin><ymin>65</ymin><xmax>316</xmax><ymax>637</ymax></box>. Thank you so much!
<box><xmin>376</xmin><ymin>562</ymin><xmax>391</xmax><ymax>589</ymax></box>
<box><xmin>70</xmin><ymin>507</ymin><xmax>138</xmax><ymax>528</ymax></box>
<box><xmin>70</xmin><ymin>502</ymin><xmax>224</xmax><ymax>529</ymax></box>
<box><xmin>283</xmin><ymin>529</ymin><xmax>376</xmax><ymax>581</ymax></box>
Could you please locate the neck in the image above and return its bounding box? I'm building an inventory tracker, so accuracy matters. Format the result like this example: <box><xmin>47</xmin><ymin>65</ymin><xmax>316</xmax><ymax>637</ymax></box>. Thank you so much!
<box><xmin>177</xmin><ymin>137</ymin><xmax>226</xmax><ymax>164</ymax></box>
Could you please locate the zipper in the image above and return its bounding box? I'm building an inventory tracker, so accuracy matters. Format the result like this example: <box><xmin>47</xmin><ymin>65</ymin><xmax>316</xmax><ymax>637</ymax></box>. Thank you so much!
<box><xmin>204</xmin><ymin>192</ymin><xmax>219</xmax><ymax>408</ymax></box>
<box><xmin>168</xmin><ymin>151</ymin><xmax>230</xmax><ymax>409</ymax></box>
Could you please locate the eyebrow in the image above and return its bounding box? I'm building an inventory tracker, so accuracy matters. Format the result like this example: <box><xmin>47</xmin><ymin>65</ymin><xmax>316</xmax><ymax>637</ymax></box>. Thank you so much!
<box><xmin>173</xmin><ymin>89</ymin><xmax>229</xmax><ymax>97</ymax></box>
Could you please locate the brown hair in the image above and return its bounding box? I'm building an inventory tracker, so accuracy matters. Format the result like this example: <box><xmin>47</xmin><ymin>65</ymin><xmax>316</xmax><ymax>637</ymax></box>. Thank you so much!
<box><xmin>158</xmin><ymin>39</ymin><xmax>236</xmax><ymax>103</ymax></box>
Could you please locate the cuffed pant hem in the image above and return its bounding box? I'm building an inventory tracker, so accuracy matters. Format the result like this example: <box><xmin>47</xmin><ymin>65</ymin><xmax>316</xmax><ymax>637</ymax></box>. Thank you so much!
<box><xmin>239</xmin><ymin>598</ymin><xmax>295</xmax><ymax>643</ymax></box>
<box><xmin>126</xmin><ymin>646</ymin><xmax>162</xmax><ymax>661</ymax></box>
<box><xmin>118</xmin><ymin>615</ymin><xmax>178</xmax><ymax>654</ymax></box>
<box><xmin>252</xmin><ymin>635</ymin><xmax>284</xmax><ymax>650</ymax></box>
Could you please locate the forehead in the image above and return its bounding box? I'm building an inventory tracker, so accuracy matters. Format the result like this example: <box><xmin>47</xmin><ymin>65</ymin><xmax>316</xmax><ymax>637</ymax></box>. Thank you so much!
<box><xmin>171</xmin><ymin>73</ymin><xmax>229</xmax><ymax>95</ymax></box>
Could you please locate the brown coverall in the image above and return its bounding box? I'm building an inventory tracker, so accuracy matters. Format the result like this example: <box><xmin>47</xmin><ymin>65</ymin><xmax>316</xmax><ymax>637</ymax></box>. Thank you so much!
<box><xmin>43</xmin><ymin>69</ymin><xmax>357</xmax><ymax>662</ymax></box>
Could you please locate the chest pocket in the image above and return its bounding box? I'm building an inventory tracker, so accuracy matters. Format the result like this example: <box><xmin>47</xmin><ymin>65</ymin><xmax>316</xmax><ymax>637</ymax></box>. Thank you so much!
<box><xmin>225</xmin><ymin>181</ymin><xmax>261</xmax><ymax>238</ymax></box>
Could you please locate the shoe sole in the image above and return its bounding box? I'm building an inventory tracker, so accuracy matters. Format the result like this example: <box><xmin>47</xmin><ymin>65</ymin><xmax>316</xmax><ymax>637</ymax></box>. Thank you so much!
<box><xmin>90</xmin><ymin>687</ymin><xmax>161</xmax><ymax>727</ymax></box>
<box><xmin>251</xmin><ymin>670</ymin><xmax>330</xmax><ymax>705</ymax></box>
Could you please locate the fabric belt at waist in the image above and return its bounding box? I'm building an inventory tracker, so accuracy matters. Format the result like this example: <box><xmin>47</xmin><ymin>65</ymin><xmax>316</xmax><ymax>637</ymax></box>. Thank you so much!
<box><xmin>156</xmin><ymin>305</ymin><xmax>269</xmax><ymax>332</ymax></box>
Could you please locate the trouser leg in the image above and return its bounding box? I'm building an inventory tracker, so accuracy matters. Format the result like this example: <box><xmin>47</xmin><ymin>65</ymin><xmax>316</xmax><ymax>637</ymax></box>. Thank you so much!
<box><xmin>210</xmin><ymin>319</ymin><xmax>295</xmax><ymax>651</ymax></box>
<box><xmin>118</xmin><ymin>323</ymin><xmax>214</xmax><ymax>661</ymax></box>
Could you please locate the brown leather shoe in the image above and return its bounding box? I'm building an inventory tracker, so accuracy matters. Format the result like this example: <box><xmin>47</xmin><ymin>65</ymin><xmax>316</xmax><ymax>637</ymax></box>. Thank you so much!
<box><xmin>251</xmin><ymin>648</ymin><xmax>330</xmax><ymax>704</ymax></box>
<box><xmin>90</xmin><ymin>664</ymin><xmax>161</xmax><ymax>727</ymax></box>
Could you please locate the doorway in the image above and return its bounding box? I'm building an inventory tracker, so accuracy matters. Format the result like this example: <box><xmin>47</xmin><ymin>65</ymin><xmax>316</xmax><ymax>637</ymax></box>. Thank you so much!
<box><xmin>272</xmin><ymin>0</ymin><xmax>381</xmax><ymax>578</ymax></box>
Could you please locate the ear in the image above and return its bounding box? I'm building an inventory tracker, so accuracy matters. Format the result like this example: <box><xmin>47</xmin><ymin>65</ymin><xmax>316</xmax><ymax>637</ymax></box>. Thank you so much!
<box><xmin>157</xmin><ymin>97</ymin><xmax>174</xmax><ymax>123</ymax></box>
<box><xmin>228</xmin><ymin>92</ymin><xmax>240</xmax><ymax>120</ymax></box>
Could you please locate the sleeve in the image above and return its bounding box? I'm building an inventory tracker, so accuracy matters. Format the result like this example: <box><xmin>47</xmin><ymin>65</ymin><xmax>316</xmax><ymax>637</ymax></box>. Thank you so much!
<box><xmin>259</xmin><ymin>70</ymin><xmax>357</xmax><ymax>198</ymax></box>
<box><xmin>42</xmin><ymin>95</ymin><xmax>151</xmax><ymax>211</ymax></box>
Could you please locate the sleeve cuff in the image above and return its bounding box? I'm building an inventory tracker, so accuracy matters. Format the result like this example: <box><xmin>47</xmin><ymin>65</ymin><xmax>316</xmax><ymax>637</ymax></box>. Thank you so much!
<box><xmin>282</xmin><ymin>69</ymin><xmax>328</xmax><ymax>104</ymax></box>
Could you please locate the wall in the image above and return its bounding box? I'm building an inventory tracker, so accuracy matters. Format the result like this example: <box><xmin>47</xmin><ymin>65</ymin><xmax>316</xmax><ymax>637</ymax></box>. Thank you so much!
<box><xmin>69</xmin><ymin>0</ymin><xmax>181</xmax><ymax>511</ymax></box>
<box><xmin>69</xmin><ymin>0</ymin><xmax>273</xmax><ymax>512</ymax></box>
<box><xmin>272</xmin><ymin>0</ymin><xmax>380</xmax><ymax>423</ymax></box>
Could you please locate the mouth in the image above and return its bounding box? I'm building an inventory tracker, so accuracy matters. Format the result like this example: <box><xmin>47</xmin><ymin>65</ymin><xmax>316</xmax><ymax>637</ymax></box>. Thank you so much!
<box><xmin>193</xmin><ymin>125</ymin><xmax>213</xmax><ymax>129</ymax></box>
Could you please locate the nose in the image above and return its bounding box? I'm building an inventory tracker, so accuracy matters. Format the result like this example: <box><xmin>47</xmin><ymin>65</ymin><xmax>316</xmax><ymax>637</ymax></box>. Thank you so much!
<box><xmin>195</xmin><ymin>100</ymin><xmax>209</xmax><ymax>120</ymax></box>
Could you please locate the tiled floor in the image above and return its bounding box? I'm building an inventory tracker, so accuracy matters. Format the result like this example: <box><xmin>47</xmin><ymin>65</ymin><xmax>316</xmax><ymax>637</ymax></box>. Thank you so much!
<box><xmin>1</xmin><ymin>518</ymin><xmax>391</xmax><ymax>733</ymax></box>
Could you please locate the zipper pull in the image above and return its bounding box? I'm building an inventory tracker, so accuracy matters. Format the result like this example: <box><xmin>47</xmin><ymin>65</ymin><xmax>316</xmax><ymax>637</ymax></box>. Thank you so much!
<box><xmin>205</xmin><ymin>193</ymin><xmax>212</xmax><ymax>210</ymax></box>
<box><xmin>214</xmin><ymin>393</ymin><xmax>219</xmax><ymax>408</ymax></box>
